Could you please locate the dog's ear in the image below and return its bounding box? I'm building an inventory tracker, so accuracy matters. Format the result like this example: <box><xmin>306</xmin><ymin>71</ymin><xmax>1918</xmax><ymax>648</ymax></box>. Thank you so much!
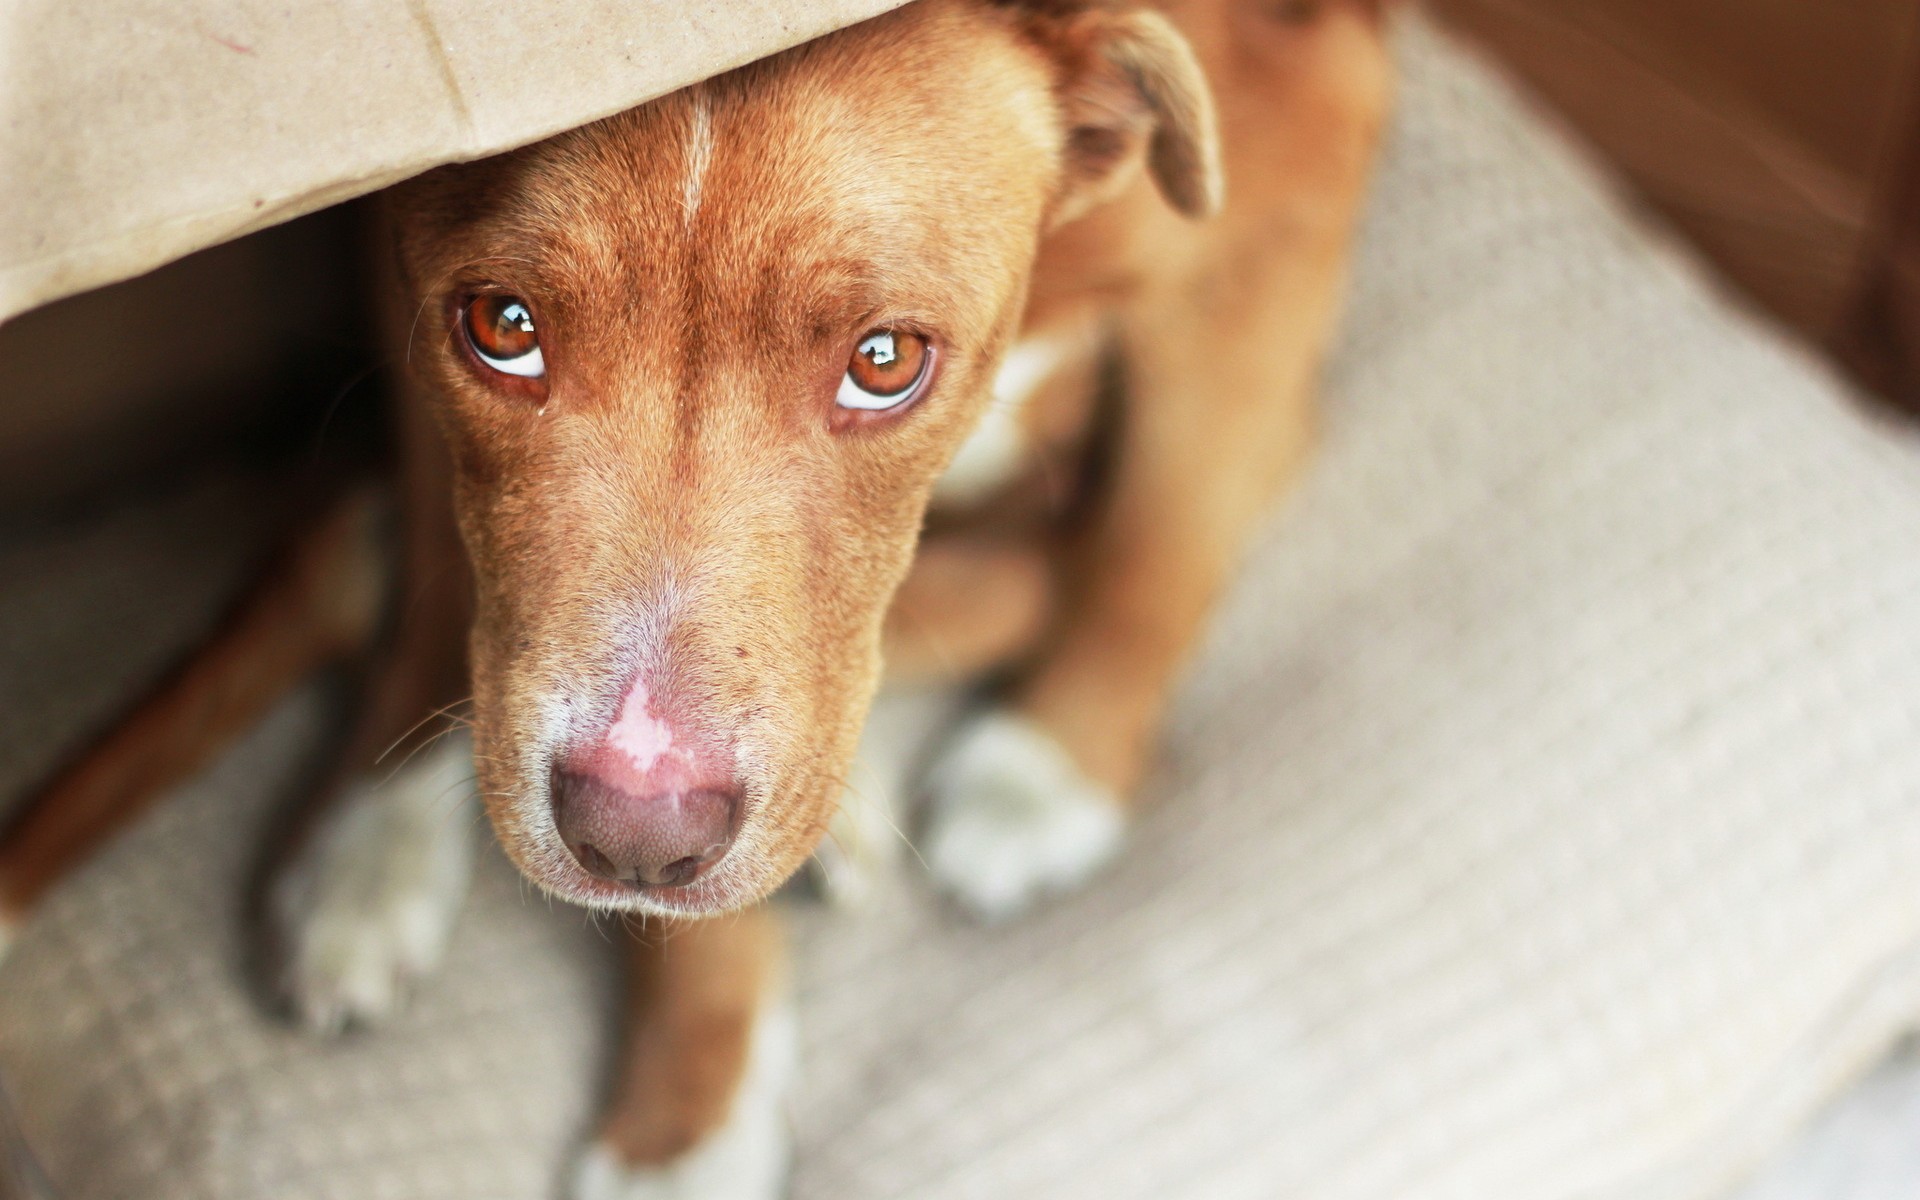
<box><xmin>1018</xmin><ymin>5</ymin><xmax>1224</xmax><ymax>222</ymax></box>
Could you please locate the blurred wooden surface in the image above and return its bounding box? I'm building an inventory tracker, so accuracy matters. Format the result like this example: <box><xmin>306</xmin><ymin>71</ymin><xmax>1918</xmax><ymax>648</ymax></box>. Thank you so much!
<box><xmin>1428</xmin><ymin>0</ymin><xmax>1920</xmax><ymax>410</ymax></box>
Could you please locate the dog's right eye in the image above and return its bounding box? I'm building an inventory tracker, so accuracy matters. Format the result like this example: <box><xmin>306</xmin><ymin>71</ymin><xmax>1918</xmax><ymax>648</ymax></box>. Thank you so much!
<box><xmin>462</xmin><ymin>295</ymin><xmax>546</xmax><ymax>379</ymax></box>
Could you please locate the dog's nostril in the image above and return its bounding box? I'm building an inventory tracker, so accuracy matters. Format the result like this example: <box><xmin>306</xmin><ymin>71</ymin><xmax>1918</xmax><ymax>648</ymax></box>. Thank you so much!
<box><xmin>572</xmin><ymin>839</ymin><xmax>623</xmax><ymax>882</ymax></box>
<box><xmin>655</xmin><ymin>855</ymin><xmax>705</xmax><ymax>888</ymax></box>
<box><xmin>552</xmin><ymin>770</ymin><xmax>739</xmax><ymax>889</ymax></box>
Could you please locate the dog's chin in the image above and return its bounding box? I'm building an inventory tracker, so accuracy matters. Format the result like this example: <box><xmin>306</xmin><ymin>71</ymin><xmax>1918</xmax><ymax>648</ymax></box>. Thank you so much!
<box><xmin>499</xmin><ymin>829</ymin><xmax>805</xmax><ymax>918</ymax></box>
<box><xmin>538</xmin><ymin>865</ymin><xmax>773</xmax><ymax>917</ymax></box>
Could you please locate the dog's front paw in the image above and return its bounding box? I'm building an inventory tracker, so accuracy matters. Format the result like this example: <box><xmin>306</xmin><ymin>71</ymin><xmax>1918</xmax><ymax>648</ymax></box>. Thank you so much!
<box><xmin>268</xmin><ymin>735</ymin><xmax>476</xmax><ymax>1033</ymax></box>
<box><xmin>920</xmin><ymin>710</ymin><xmax>1126</xmax><ymax>921</ymax></box>
<box><xmin>572</xmin><ymin>1005</ymin><xmax>796</xmax><ymax>1200</ymax></box>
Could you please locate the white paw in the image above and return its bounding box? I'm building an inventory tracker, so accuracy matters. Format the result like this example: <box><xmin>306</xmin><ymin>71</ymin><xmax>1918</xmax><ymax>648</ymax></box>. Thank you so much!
<box><xmin>920</xmin><ymin>710</ymin><xmax>1126</xmax><ymax>921</ymax></box>
<box><xmin>270</xmin><ymin>733</ymin><xmax>476</xmax><ymax>1032</ymax></box>
<box><xmin>572</xmin><ymin>1003</ymin><xmax>797</xmax><ymax>1200</ymax></box>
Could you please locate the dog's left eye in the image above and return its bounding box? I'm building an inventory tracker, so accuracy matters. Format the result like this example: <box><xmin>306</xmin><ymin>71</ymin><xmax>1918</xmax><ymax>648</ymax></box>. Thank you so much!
<box><xmin>837</xmin><ymin>329</ymin><xmax>930</xmax><ymax>411</ymax></box>
<box><xmin>463</xmin><ymin>295</ymin><xmax>546</xmax><ymax>379</ymax></box>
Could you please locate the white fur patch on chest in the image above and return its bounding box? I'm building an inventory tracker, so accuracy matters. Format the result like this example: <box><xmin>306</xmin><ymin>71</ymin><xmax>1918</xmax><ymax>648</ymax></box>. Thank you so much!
<box><xmin>933</xmin><ymin>332</ymin><xmax>1079</xmax><ymax>509</ymax></box>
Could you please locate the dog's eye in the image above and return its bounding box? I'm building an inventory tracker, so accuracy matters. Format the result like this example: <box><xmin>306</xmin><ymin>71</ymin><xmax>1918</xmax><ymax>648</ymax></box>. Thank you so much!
<box><xmin>463</xmin><ymin>295</ymin><xmax>545</xmax><ymax>379</ymax></box>
<box><xmin>837</xmin><ymin>329</ymin><xmax>930</xmax><ymax>411</ymax></box>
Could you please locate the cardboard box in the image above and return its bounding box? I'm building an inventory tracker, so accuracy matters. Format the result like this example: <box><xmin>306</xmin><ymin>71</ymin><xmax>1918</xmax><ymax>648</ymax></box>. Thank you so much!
<box><xmin>0</xmin><ymin>0</ymin><xmax>905</xmax><ymax>326</ymax></box>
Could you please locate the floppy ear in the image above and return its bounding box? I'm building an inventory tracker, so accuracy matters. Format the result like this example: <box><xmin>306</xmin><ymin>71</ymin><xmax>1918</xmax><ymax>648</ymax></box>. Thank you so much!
<box><xmin>1024</xmin><ymin>6</ymin><xmax>1224</xmax><ymax>223</ymax></box>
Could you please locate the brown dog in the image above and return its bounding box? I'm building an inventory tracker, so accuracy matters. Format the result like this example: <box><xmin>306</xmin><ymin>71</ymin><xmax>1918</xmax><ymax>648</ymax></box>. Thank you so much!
<box><xmin>0</xmin><ymin>1</ymin><xmax>1392</xmax><ymax>1194</ymax></box>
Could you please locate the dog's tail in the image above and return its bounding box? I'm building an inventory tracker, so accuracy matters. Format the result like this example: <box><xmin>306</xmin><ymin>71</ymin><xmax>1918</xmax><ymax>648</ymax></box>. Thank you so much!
<box><xmin>0</xmin><ymin>487</ymin><xmax>388</xmax><ymax>927</ymax></box>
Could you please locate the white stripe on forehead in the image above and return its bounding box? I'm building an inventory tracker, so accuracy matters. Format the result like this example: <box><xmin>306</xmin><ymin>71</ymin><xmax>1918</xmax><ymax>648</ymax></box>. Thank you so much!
<box><xmin>682</xmin><ymin>86</ymin><xmax>714</xmax><ymax>224</ymax></box>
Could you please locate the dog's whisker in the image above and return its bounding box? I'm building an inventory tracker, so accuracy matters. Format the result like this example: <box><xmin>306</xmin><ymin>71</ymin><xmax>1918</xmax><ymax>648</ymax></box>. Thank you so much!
<box><xmin>404</xmin><ymin>263</ymin><xmax>474</xmax><ymax>369</ymax></box>
<box><xmin>373</xmin><ymin>696</ymin><xmax>477</xmax><ymax>771</ymax></box>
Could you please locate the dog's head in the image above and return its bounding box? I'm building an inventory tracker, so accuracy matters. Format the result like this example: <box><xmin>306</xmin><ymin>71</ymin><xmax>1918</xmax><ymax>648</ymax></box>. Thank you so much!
<box><xmin>381</xmin><ymin>0</ymin><xmax>1219</xmax><ymax>916</ymax></box>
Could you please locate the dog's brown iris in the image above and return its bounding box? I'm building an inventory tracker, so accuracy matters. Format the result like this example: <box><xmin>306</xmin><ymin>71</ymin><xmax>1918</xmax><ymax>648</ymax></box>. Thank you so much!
<box><xmin>846</xmin><ymin>329</ymin><xmax>928</xmax><ymax>399</ymax></box>
<box><xmin>464</xmin><ymin>294</ymin><xmax>544</xmax><ymax>376</ymax></box>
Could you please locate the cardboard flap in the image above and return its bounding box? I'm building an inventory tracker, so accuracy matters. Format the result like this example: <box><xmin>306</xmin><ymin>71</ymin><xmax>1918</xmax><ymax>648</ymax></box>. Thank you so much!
<box><xmin>0</xmin><ymin>0</ymin><xmax>905</xmax><ymax>326</ymax></box>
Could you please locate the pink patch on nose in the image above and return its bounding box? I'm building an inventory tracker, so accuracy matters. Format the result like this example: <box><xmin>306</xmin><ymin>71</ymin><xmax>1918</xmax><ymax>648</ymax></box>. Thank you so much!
<box><xmin>608</xmin><ymin>677</ymin><xmax>675</xmax><ymax>776</ymax></box>
<box><xmin>568</xmin><ymin>671</ymin><xmax>731</xmax><ymax>803</ymax></box>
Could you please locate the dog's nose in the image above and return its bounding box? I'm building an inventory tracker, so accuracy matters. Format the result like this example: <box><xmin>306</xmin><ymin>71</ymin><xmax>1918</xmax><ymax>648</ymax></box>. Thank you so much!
<box><xmin>552</xmin><ymin>769</ymin><xmax>739</xmax><ymax>888</ymax></box>
<box><xmin>554</xmin><ymin>672</ymin><xmax>741</xmax><ymax>888</ymax></box>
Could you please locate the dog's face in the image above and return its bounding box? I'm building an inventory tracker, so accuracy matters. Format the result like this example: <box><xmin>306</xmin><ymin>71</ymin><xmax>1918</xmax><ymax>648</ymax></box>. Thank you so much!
<box><xmin>382</xmin><ymin>0</ymin><xmax>1217</xmax><ymax>915</ymax></box>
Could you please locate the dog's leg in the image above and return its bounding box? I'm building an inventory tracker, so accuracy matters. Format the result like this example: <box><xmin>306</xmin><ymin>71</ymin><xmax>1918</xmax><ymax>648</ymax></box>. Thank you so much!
<box><xmin>923</xmin><ymin>239</ymin><xmax>1357</xmax><ymax>921</ymax></box>
<box><xmin>574</xmin><ymin>906</ymin><xmax>795</xmax><ymax>1200</ymax></box>
<box><xmin>929</xmin><ymin>239</ymin><xmax>1367</xmax><ymax>917</ymax></box>
<box><xmin>923</xmin><ymin>297</ymin><xmax>1324</xmax><ymax>915</ymax></box>
<box><xmin>923</xmin><ymin>246</ymin><xmax>1352</xmax><ymax>917</ymax></box>
<box><xmin>880</xmin><ymin>534</ymin><xmax>1054</xmax><ymax>689</ymax></box>
<box><xmin>921</xmin><ymin>1</ymin><xmax>1393</xmax><ymax>920</ymax></box>
<box><xmin>0</xmin><ymin>490</ymin><xmax>384</xmax><ymax>964</ymax></box>
<box><xmin>268</xmin><ymin>392</ymin><xmax>479</xmax><ymax>1030</ymax></box>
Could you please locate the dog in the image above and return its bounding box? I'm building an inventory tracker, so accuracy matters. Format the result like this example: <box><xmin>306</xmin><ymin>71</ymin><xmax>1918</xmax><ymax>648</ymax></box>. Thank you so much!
<box><xmin>0</xmin><ymin>0</ymin><xmax>1393</xmax><ymax>1194</ymax></box>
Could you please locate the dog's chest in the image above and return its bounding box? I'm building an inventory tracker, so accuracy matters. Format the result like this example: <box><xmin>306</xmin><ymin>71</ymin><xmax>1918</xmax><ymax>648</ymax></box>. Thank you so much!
<box><xmin>933</xmin><ymin>328</ymin><xmax>1099</xmax><ymax>511</ymax></box>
